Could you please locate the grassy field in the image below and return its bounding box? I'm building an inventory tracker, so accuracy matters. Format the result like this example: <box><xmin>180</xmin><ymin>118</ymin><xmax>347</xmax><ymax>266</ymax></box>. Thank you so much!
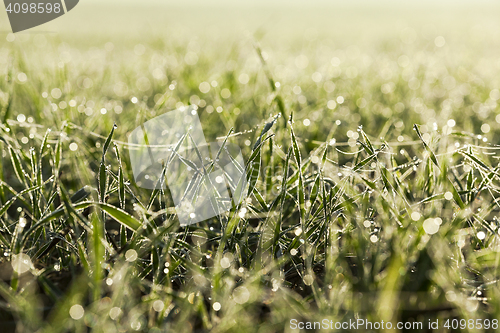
<box><xmin>2</xmin><ymin>1</ymin><xmax>500</xmax><ymax>332</ymax></box>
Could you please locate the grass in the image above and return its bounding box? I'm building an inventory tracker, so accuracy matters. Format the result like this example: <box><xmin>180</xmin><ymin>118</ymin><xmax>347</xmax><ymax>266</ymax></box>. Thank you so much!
<box><xmin>2</xmin><ymin>5</ymin><xmax>500</xmax><ymax>331</ymax></box>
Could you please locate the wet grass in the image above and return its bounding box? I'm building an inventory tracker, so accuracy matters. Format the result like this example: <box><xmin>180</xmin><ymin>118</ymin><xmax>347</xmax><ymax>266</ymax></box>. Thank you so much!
<box><xmin>1</xmin><ymin>19</ymin><xmax>500</xmax><ymax>332</ymax></box>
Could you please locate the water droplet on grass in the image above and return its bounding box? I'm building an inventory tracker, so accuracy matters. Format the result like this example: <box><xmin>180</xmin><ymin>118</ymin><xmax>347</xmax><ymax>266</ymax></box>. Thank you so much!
<box><xmin>69</xmin><ymin>304</ymin><xmax>84</xmax><ymax>320</ymax></box>
<box><xmin>213</xmin><ymin>302</ymin><xmax>221</xmax><ymax>311</ymax></box>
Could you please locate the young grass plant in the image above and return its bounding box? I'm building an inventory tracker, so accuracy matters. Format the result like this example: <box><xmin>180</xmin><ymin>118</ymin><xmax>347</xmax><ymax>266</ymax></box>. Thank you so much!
<box><xmin>1</xmin><ymin>28</ymin><xmax>500</xmax><ymax>333</ymax></box>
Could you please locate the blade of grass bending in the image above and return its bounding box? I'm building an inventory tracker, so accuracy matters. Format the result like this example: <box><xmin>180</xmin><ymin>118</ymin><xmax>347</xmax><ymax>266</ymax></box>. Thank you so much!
<box><xmin>99</xmin><ymin>162</ymin><xmax>107</xmax><ymax>203</ymax></box>
<box><xmin>95</xmin><ymin>203</ymin><xmax>142</xmax><ymax>231</ymax></box>
<box><xmin>36</xmin><ymin>129</ymin><xmax>51</xmax><ymax>215</ymax></box>
<box><xmin>413</xmin><ymin>124</ymin><xmax>439</xmax><ymax>167</ymax></box>
<box><xmin>460</xmin><ymin>150</ymin><xmax>493</xmax><ymax>173</ymax></box>
<box><xmin>9</xmin><ymin>146</ymin><xmax>27</xmax><ymax>186</ymax></box>
<box><xmin>352</xmin><ymin>154</ymin><xmax>376</xmax><ymax>172</ymax></box>
<box><xmin>246</xmin><ymin>135</ymin><xmax>273</xmax><ymax>198</ymax></box>
<box><xmin>308</xmin><ymin>175</ymin><xmax>320</xmax><ymax>211</ymax></box>
<box><xmin>253</xmin><ymin>115</ymin><xmax>278</xmax><ymax>150</ymax></box>
<box><xmin>101</xmin><ymin>123</ymin><xmax>117</xmax><ymax>164</ymax></box>
<box><xmin>99</xmin><ymin>124</ymin><xmax>116</xmax><ymax>203</ymax></box>
<box><xmin>53</xmin><ymin>123</ymin><xmax>66</xmax><ymax>178</ymax></box>
<box><xmin>1</xmin><ymin>65</ymin><xmax>13</xmax><ymax>123</ymax></box>
<box><xmin>359</xmin><ymin>126</ymin><xmax>375</xmax><ymax>155</ymax></box>
<box><xmin>273</xmin><ymin>146</ymin><xmax>291</xmax><ymax>257</ymax></box>
<box><xmin>113</xmin><ymin>144</ymin><xmax>126</xmax><ymax>209</ymax></box>
<box><xmin>291</xmin><ymin>128</ymin><xmax>305</xmax><ymax>225</ymax></box>
<box><xmin>446</xmin><ymin>176</ymin><xmax>465</xmax><ymax>209</ymax></box>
